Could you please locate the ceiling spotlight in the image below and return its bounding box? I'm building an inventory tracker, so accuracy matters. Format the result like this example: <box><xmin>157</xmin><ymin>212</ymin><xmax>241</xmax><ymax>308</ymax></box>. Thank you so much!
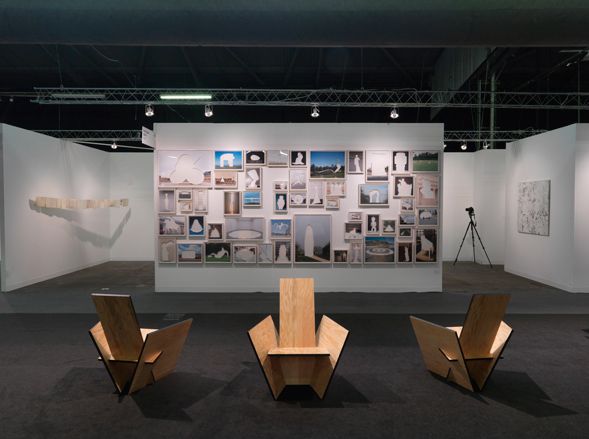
<box><xmin>390</xmin><ymin>107</ymin><xmax>399</xmax><ymax>119</ymax></box>
<box><xmin>311</xmin><ymin>105</ymin><xmax>320</xmax><ymax>118</ymax></box>
<box><xmin>460</xmin><ymin>142</ymin><xmax>468</xmax><ymax>151</ymax></box>
<box><xmin>111</xmin><ymin>141</ymin><xmax>118</xmax><ymax>150</ymax></box>
<box><xmin>204</xmin><ymin>105</ymin><xmax>213</xmax><ymax>118</ymax></box>
<box><xmin>145</xmin><ymin>104</ymin><xmax>154</xmax><ymax>117</ymax></box>
<box><xmin>483</xmin><ymin>142</ymin><xmax>489</xmax><ymax>149</ymax></box>
<box><xmin>443</xmin><ymin>143</ymin><xmax>447</xmax><ymax>150</ymax></box>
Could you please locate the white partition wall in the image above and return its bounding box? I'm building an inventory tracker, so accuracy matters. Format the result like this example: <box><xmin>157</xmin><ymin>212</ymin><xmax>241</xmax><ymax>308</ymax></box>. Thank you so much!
<box><xmin>154</xmin><ymin>123</ymin><xmax>444</xmax><ymax>293</ymax></box>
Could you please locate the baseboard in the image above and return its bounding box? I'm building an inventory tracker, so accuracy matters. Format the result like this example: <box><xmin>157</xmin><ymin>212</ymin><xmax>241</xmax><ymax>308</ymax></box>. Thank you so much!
<box><xmin>154</xmin><ymin>286</ymin><xmax>443</xmax><ymax>293</ymax></box>
<box><xmin>109</xmin><ymin>257</ymin><xmax>155</xmax><ymax>262</ymax></box>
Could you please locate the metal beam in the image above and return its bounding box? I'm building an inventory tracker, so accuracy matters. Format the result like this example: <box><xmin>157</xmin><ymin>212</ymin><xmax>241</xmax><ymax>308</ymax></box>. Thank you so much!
<box><xmin>27</xmin><ymin>87</ymin><xmax>589</xmax><ymax>110</ymax></box>
<box><xmin>224</xmin><ymin>48</ymin><xmax>265</xmax><ymax>86</ymax></box>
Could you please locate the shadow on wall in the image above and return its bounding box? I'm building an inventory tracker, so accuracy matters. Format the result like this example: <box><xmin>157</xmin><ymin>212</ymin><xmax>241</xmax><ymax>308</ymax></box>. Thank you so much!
<box><xmin>29</xmin><ymin>200</ymin><xmax>131</xmax><ymax>248</ymax></box>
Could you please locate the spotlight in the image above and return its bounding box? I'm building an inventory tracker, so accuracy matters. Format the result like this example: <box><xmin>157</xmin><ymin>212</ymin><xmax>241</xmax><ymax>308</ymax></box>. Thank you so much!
<box><xmin>460</xmin><ymin>142</ymin><xmax>468</xmax><ymax>151</ymax></box>
<box><xmin>311</xmin><ymin>105</ymin><xmax>320</xmax><ymax>118</ymax></box>
<box><xmin>390</xmin><ymin>107</ymin><xmax>399</xmax><ymax>119</ymax></box>
<box><xmin>443</xmin><ymin>143</ymin><xmax>447</xmax><ymax>150</ymax></box>
<box><xmin>145</xmin><ymin>104</ymin><xmax>154</xmax><ymax>117</ymax></box>
<box><xmin>483</xmin><ymin>141</ymin><xmax>489</xmax><ymax>149</ymax></box>
<box><xmin>111</xmin><ymin>141</ymin><xmax>118</xmax><ymax>150</ymax></box>
<box><xmin>204</xmin><ymin>105</ymin><xmax>213</xmax><ymax>118</ymax></box>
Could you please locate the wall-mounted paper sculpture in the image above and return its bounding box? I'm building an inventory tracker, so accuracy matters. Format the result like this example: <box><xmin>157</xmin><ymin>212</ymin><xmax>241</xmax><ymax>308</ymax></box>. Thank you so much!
<box><xmin>517</xmin><ymin>180</ymin><xmax>550</xmax><ymax>236</ymax></box>
<box><xmin>34</xmin><ymin>197</ymin><xmax>129</xmax><ymax>209</ymax></box>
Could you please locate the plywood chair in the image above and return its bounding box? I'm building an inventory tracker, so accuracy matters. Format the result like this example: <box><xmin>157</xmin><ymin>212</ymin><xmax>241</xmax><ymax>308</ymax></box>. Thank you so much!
<box><xmin>410</xmin><ymin>294</ymin><xmax>512</xmax><ymax>392</ymax></box>
<box><xmin>89</xmin><ymin>293</ymin><xmax>192</xmax><ymax>394</ymax></box>
<box><xmin>248</xmin><ymin>278</ymin><xmax>349</xmax><ymax>399</ymax></box>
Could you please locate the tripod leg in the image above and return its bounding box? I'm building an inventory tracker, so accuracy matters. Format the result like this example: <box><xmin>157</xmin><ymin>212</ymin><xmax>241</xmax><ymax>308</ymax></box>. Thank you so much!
<box><xmin>472</xmin><ymin>224</ymin><xmax>493</xmax><ymax>268</ymax></box>
<box><xmin>470</xmin><ymin>221</ymin><xmax>476</xmax><ymax>264</ymax></box>
<box><xmin>453</xmin><ymin>223</ymin><xmax>472</xmax><ymax>265</ymax></box>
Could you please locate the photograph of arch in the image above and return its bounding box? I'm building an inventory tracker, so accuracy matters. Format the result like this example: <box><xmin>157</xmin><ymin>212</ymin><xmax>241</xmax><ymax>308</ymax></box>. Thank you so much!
<box><xmin>358</xmin><ymin>183</ymin><xmax>389</xmax><ymax>207</ymax></box>
<box><xmin>214</xmin><ymin>150</ymin><xmax>243</xmax><ymax>170</ymax></box>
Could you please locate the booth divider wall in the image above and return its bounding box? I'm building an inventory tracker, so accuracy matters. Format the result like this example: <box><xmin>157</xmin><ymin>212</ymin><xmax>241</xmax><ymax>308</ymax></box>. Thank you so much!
<box><xmin>154</xmin><ymin>123</ymin><xmax>444</xmax><ymax>293</ymax></box>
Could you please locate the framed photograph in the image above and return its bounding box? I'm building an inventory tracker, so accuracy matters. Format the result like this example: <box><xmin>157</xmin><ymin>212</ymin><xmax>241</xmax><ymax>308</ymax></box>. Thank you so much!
<box><xmin>274</xmin><ymin>192</ymin><xmax>288</xmax><ymax>213</ymax></box>
<box><xmin>365</xmin><ymin>150</ymin><xmax>390</xmax><ymax>182</ymax></box>
<box><xmin>273</xmin><ymin>180</ymin><xmax>288</xmax><ymax>191</ymax></box>
<box><xmin>400</xmin><ymin>198</ymin><xmax>414</xmax><ymax>212</ymax></box>
<box><xmin>267</xmin><ymin>150</ymin><xmax>289</xmax><ymax>167</ymax></box>
<box><xmin>214</xmin><ymin>150</ymin><xmax>243</xmax><ymax>171</ymax></box>
<box><xmin>159</xmin><ymin>215</ymin><xmax>186</xmax><ymax>236</ymax></box>
<box><xmin>411</xmin><ymin>151</ymin><xmax>440</xmax><ymax>173</ymax></box>
<box><xmin>243</xmin><ymin>191</ymin><xmax>262</xmax><ymax>208</ymax></box>
<box><xmin>399</xmin><ymin>212</ymin><xmax>417</xmax><ymax>226</ymax></box>
<box><xmin>325</xmin><ymin>181</ymin><xmax>346</xmax><ymax>197</ymax></box>
<box><xmin>290</xmin><ymin>192</ymin><xmax>307</xmax><ymax>208</ymax></box>
<box><xmin>307</xmin><ymin>181</ymin><xmax>325</xmax><ymax>207</ymax></box>
<box><xmin>415</xmin><ymin>174</ymin><xmax>439</xmax><ymax>207</ymax></box>
<box><xmin>205</xmin><ymin>242</ymin><xmax>232</xmax><ymax>263</ymax></box>
<box><xmin>258</xmin><ymin>243</ymin><xmax>274</xmax><ymax>264</ymax></box>
<box><xmin>333</xmin><ymin>249</ymin><xmax>349</xmax><ymax>264</ymax></box>
<box><xmin>193</xmin><ymin>189</ymin><xmax>208</xmax><ymax>213</ymax></box>
<box><xmin>344</xmin><ymin>222</ymin><xmax>363</xmax><ymax>240</ymax></box>
<box><xmin>290</xmin><ymin>150</ymin><xmax>307</xmax><ymax>167</ymax></box>
<box><xmin>359</xmin><ymin>183</ymin><xmax>389</xmax><ymax>207</ymax></box>
<box><xmin>207</xmin><ymin>223</ymin><xmax>224</xmax><ymax>240</ymax></box>
<box><xmin>382</xmin><ymin>219</ymin><xmax>397</xmax><ymax>235</ymax></box>
<box><xmin>325</xmin><ymin>197</ymin><xmax>340</xmax><ymax>210</ymax></box>
<box><xmin>366</xmin><ymin>214</ymin><xmax>381</xmax><ymax>235</ymax></box>
<box><xmin>349</xmin><ymin>241</ymin><xmax>363</xmax><ymax>264</ymax></box>
<box><xmin>245</xmin><ymin>167</ymin><xmax>262</xmax><ymax>190</ymax></box>
<box><xmin>157</xmin><ymin>150</ymin><xmax>212</xmax><ymax>188</ymax></box>
<box><xmin>416</xmin><ymin>228</ymin><xmax>438</xmax><ymax>263</ymax></box>
<box><xmin>289</xmin><ymin>168</ymin><xmax>307</xmax><ymax>191</ymax></box>
<box><xmin>397</xmin><ymin>240</ymin><xmax>414</xmax><ymax>264</ymax></box>
<box><xmin>347</xmin><ymin>150</ymin><xmax>364</xmax><ymax>174</ymax></box>
<box><xmin>270</xmin><ymin>218</ymin><xmax>292</xmax><ymax>239</ymax></box>
<box><xmin>392</xmin><ymin>151</ymin><xmax>410</xmax><ymax>174</ymax></box>
<box><xmin>398</xmin><ymin>227</ymin><xmax>414</xmax><ymax>240</ymax></box>
<box><xmin>364</xmin><ymin>236</ymin><xmax>395</xmax><ymax>264</ymax></box>
<box><xmin>224</xmin><ymin>191</ymin><xmax>242</xmax><ymax>216</ymax></box>
<box><xmin>294</xmin><ymin>214</ymin><xmax>332</xmax><ymax>263</ymax></box>
<box><xmin>188</xmin><ymin>215</ymin><xmax>206</xmax><ymax>238</ymax></box>
<box><xmin>177</xmin><ymin>241</ymin><xmax>203</xmax><ymax>263</ymax></box>
<box><xmin>158</xmin><ymin>189</ymin><xmax>176</xmax><ymax>213</ymax></box>
<box><xmin>158</xmin><ymin>237</ymin><xmax>177</xmax><ymax>263</ymax></box>
<box><xmin>245</xmin><ymin>150</ymin><xmax>266</xmax><ymax>166</ymax></box>
<box><xmin>348</xmin><ymin>211</ymin><xmax>363</xmax><ymax>222</ymax></box>
<box><xmin>393</xmin><ymin>175</ymin><xmax>414</xmax><ymax>198</ymax></box>
<box><xmin>225</xmin><ymin>217</ymin><xmax>265</xmax><ymax>241</ymax></box>
<box><xmin>309</xmin><ymin>150</ymin><xmax>346</xmax><ymax>179</ymax></box>
<box><xmin>273</xmin><ymin>240</ymin><xmax>292</xmax><ymax>264</ymax></box>
<box><xmin>233</xmin><ymin>244</ymin><xmax>258</xmax><ymax>263</ymax></box>
<box><xmin>417</xmin><ymin>207</ymin><xmax>439</xmax><ymax>226</ymax></box>
<box><xmin>214</xmin><ymin>170</ymin><xmax>238</xmax><ymax>189</ymax></box>
<box><xmin>177</xmin><ymin>189</ymin><xmax>192</xmax><ymax>200</ymax></box>
<box><xmin>177</xmin><ymin>199</ymin><xmax>193</xmax><ymax>214</ymax></box>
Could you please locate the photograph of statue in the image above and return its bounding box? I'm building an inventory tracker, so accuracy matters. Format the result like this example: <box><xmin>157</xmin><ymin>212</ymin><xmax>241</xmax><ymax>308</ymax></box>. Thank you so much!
<box><xmin>365</xmin><ymin>150</ymin><xmax>390</xmax><ymax>181</ymax></box>
<box><xmin>382</xmin><ymin>219</ymin><xmax>397</xmax><ymax>235</ymax></box>
<box><xmin>309</xmin><ymin>150</ymin><xmax>346</xmax><ymax>179</ymax></box>
<box><xmin>367</xmin><ymin>214</ymin><xmax>381</xmax><ymax>235</ymax></box>
<box><xmin>245</xmin><ymin>150</ymin><xmax>266</xmax><ymax>166</ymax></box>
<box><xmin>207</xmin><ymin>223</ymin><xmax>224</xmax><ymax>240</ymax></box>
<box><xmin>417</xmin><ymin>208</ymin><xmax>439</xmax><ymax>226</ymax></box>
<box><xmin>333</xmin><ymin>249</ymin><xmax>349</xmax><ymax>264</ymax></box>
<box><xmin>308</xmin><ymin>181</ymin><xmax>325</xmax><ymax>207</ymax></box>
<box><xmin>415</xmin><ymin>174</ymin><xmax>439</xmax><ymax>207</ymax></box>
<box><xmin>233</xmin><ymin>245</ymin><xmax>258</xmax><ymax>263</ymax></box>
<box><xmin>294</xmin><ymin>214</ymin><xmax>331</xmax><ymax>263</ymax></box>
<box><xmin>274</xmin><ymin>192</ymin><xmax>288</xmax><ymax>213</ymax></box>
<box><xmin>188</xmin><ymin>215</ymin><xmax>206</xmax><ymax>237</ymax></box>
<box><xmin>347</xmin><ymin>150</ymin><xmax>364</xmax><ymax>174</ymax></box>
<box><xmin>245</xmin><ymin>167</ymin><xmax>262</xmax><ymax>189</ymax></box>
<box><xmin>394</xmin><ymin>176</ymin><xmax>414</xmax><ymax>198</ymax></box>
<box><xmin>397</xmin><ymin>241</ymin><xmax>414</xmax><ymax>263</ymax></box>
<box><xmin>158</xmin><ymin>189</ymin><xmax>175</xmax><ymax>213</ymax></box>
<box><xmin>159</xmin><ymin>215</ymin><xmax>186</xmax><ymax>236</ymax></box>
<box><xmin>158</xmin><ymin>150</ymin><xmax>213</xmax><ymax>187</ymax></box>
<box><xmin>290</xmin><ymin>150</ymin><xmax>307</xmax><ymax>167</ymax></box>
<box><xmin>205</xmin><ymin>242</ymin><xmax>232</xmax><ymax>263</ymax></box>
<box><xmin>416</xmin><ymin>228</ymin><xmax>437</xmax><ymax>263</ymax></box>
<box><xmin>392</xmin><ymin>151</ymin><xmax>410</xmax><ymax>173</ymax></box>
<box><xmin>158</xmin><ymin>237</ymin><xmax>177</xmax><ymax>263</ymax></box>
<box><xmin>273</xmin><ymin>240</ymin><xmax>292</xmax><ymax>264</ymax></box>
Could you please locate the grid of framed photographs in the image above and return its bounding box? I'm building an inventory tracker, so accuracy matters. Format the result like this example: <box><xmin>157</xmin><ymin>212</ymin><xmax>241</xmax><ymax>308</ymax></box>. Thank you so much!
<box><xmin>156</xmin><ymin>148</ymin><xmax>440</xmax><ymax>265</ymax></box>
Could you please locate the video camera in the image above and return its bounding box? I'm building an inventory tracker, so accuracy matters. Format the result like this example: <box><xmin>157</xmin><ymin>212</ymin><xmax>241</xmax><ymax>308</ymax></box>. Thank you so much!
<box><xmin>465</xmin><ymin>207</ymin><xmax>475</xmax><ymax>217</ymax></box>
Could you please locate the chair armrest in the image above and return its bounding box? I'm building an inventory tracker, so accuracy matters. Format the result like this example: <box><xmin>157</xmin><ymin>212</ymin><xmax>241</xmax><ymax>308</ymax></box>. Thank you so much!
<box><xmin>316</xmin><ymin>315</ymin><xmax>349</xmax><ymax>364</ymax></box>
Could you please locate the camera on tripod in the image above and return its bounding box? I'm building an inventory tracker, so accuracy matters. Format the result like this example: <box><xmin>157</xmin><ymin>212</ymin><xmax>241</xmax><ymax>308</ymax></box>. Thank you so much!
<box><xmin>465</xmin><ymin>207</ymin><xmax>475</xmax><ymax>217</ymax></box>
<box><xmin>454</xmin><ymin>206</ymin><xmax>492</xmax><ymax>268</ymax></box>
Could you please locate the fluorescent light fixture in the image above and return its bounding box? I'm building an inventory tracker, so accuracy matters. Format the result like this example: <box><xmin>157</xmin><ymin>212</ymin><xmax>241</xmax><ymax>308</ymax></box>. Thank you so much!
<box><xmin>159</xmin><ymin>93</ymin><xmax>212</xmax><ymax>100</ymax></box>
<box><xmin>51</xmin><ymin>93</ymin><xmax>106</xmax><ymax>99</ymax></box>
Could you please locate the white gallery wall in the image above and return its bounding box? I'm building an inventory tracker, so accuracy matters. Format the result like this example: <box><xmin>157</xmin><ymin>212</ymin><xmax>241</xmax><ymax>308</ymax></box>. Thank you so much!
<box><xmin>0</xmin><ymin>125</ymin><xmax>154</xmax><ymax>291</ymax></box>
<box><xmin>154</xmin><ymin>123</ymin><xmax>444</xmax><ymax>293</ymax></box>
<box><xmin>505</xmin><ymin>124</ymin><xmax>589</xmax><ymax>292</ymax></box>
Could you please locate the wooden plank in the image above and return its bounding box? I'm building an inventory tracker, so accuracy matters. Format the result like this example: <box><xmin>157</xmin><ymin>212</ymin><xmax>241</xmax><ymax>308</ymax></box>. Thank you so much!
<box><xmin>311</xmin><ymin>315</ymin><xmax>349</xmax><ymax>399</ymax></box>
<box><xmin>459</xmin><ymin>294</ymin><xmax>510</xmax><ymax>358</ymax></box>
<box><xmin>279</xmin><ymin>357</ymin><xmax>318</xmax><ymax>385</ymax></box>
<box><xmin>89</xmin><ymin>322</ymin><xmax>134</xmax><ymax>393</ymax></box>
<box><xmin>91</xmin><ymin>294</ymin><xmax>143</xmax><ymax>361</ymax></box>
<box><xmin>128</xmin><ymin>319</ymin><xmax>193</xmax><ymax>394</ymax></box>
<box><xmin>410</xmin><ymin>316</ymin><xmax>473</xmax><ymax>391</ymax></box>
<box><xmin>248</xmin><ymin>315</ymin><xmax>286</xmax><ymax>399</ymax></box>
<box><xmin>279</xmin><ymin>278</ymin><xmax>316</xmax><ymax>348</ymax></box>
<box><xmin>268</xmin><ymin>347</ymin><xmax>330</xmax><ymax>356</ymax></box>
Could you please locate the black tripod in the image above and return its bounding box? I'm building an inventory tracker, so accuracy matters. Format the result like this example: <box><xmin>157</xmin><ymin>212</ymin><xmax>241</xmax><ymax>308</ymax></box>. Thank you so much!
<box><xmin>453</xmin><ymin>207</ymin><xmax>493</xmax><ymax>268</ymax></box>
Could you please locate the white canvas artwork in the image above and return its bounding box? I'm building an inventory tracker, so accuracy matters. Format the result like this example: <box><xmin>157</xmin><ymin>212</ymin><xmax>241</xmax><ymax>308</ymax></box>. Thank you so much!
<box><xmin>517</xmin><ymin>180</ymin><xmax>551</xmax><ymax>236</ymax></box>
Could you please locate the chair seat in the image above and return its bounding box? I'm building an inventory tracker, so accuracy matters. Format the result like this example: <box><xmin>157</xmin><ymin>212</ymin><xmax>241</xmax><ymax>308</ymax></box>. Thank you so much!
<box><xmin>268</xmin><ymin>347</ymin><xmax>331</xmax><ymax>356</ymax></box>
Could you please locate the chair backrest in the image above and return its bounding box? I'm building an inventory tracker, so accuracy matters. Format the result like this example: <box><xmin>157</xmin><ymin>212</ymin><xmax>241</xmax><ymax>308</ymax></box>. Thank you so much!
<box><xmin>279</xmin><ymin>278</ymin><xmax>316</xmax><ymax>347</ymax></box>
<box><xmin>92</xmin><ymin>293</ymin><xmax>144</xmax><ymax>360</ymax></box>
<box><xmin>459</xmin><ymin>294</ymin><xmax>510</xmax><ymax>358</ymax></box>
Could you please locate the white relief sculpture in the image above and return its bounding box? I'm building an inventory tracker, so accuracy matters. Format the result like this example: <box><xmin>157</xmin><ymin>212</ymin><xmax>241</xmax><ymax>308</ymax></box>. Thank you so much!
<box><xmin>384</xmin><ymin>224</ymin><xmax>395</xmax><ymax>232</ymax></box>
<box><xmin>420</xmin><ymin>179</ymin><xmax>435</xmax><ymax>199</ymax></box>
<box><xmin>393</xmin><ymin>152</ymin><xmax>408</xmax><ymax>172</ymax></box>
<box><xmin>209</xmin><ymin>226</ymin><xmax>221</xmax><ymax>239</ymax></box>
<box><xmin>208</xmin><ymin>248</ymin><xmax>229</xmax><ymax>259</ymax></box>
<box><xmin>420</xmin><ymin>210</ymin><xmax>433</xmax><ymax>220</ymax></box>
<box><xmin>195</xmin><ymin>192</ymin><xmax>206</xmax><ymax>211</ymax></box>
<box><xmin>276</xmin><ymin>195</ymin><xmax>286</xmax><ymax>210</ymax></box>
<box><xmin>169</xmin><ymin>154</ymin><xmax>205</xmax><ymax>185</ymax></box>
<box><xmin>420</xmin><ymin>233</ymin><xmax>434</xmax><ymax>258</ymax></box>
<box><xmin>404</xmin><ymin>246</ymin><xmax>410</xmax><ymax>261</ymax></box>
<box><xmin>276</xmin><ymin>244</ymin><xmax>290</xmax><ymax>262</ymax></box>
<box><xmin>353</xmin><ymin>154</ymin><xmax>361</xmax><ymax>173</ymax></box>
<box><xmin>272</xmin><ymin>222</ymin><xmax>289</xmax><ymax>234</ymax></box>
<box><xmin>247</xmin><ymin>169</ymin><xmax>260</xmax><ymax>188</ymax></box>
<box><xmin>163</xmin><ymin>192</ymin><xmax>171</xmax><ymax>211</ymax></box>
<box><xmin>235</xmin><ymin>247</ymin><xmax>256</xmax><ymax>263</ymax></box>
<box><xmin>250</xmin><ymin>154</ymin><xmax>261</xmax><ymax>162</ymax></box>
<box><xmin>163</xmin><ymin>218</ymin><xmax>181</xmax><ymax>234</ymax></box>
<box><xmin>329</xmin><ymin>182</ymin><xmax>344</xmax><ymax>196</ymax></box>
<box><xmin>311</xmin><ymin>184</ymin><xmax>322</xmax><ymax>204</ymax></box>
<box><xmin>369</xmin><ymin>190</ymin><xmax>380</xmax><ymax>203</ymax></box>
<box><xmin>161</xmin><ymin>241</ymin><xmax>175</xmax><ymax>261</ymax></box>
<box><xmin>181</xmin><ymin>250</ymin><xmax>196</xmax><ymax>260</ymax></box>
<box><xmin>369</xmin><ymin>158</ymin><xmax>386</xmax><ymax>176</ymax></box>
<box><xmin>293</xmin><ymin>152</ymin><xmax>305</xmax><ymax>165</ymax></box>
<box><xmin>219</xmin><ymin>153</ymin><xmax>235</xmax><ymax>168</ymax></box>
<box><xmin>370</xmin><ymin>216</ymin><xmax>378</xmax><ymax>232</ymax></box>
<box><xmin>190</xmin><ymin>218</ymin><xmax>203</xmax><ymax>234</ymax></box>
<box><xmin>396</xmin><ymin>178</ymin><xmax>413</xmax><ymax>197</ymax></box>
<box><xmin>350</xmin><ymin>243</ymin><xmax>362</xmax><ymax>263</ymax></box>
<box><xmin>304</xmin><ymin>225</ymin><xmax>315</xmax><ymax>257</ymax></box>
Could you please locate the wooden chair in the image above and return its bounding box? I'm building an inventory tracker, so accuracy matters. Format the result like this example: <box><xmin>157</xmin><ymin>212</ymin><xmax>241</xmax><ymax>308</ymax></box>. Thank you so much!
<box><xmin>248</xmin><ymin>278</ymin><xmax>349</xmax><ymax>399</ymax></box>
<box><xmin>89</xmin><ymin>293</ymin><xmax>193</xmax><ymax>394</ymax></box>
<box><xmin>410</xmin><ymin>294</ymin><xmax>512</xmax><ymax>392</ymax></box>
